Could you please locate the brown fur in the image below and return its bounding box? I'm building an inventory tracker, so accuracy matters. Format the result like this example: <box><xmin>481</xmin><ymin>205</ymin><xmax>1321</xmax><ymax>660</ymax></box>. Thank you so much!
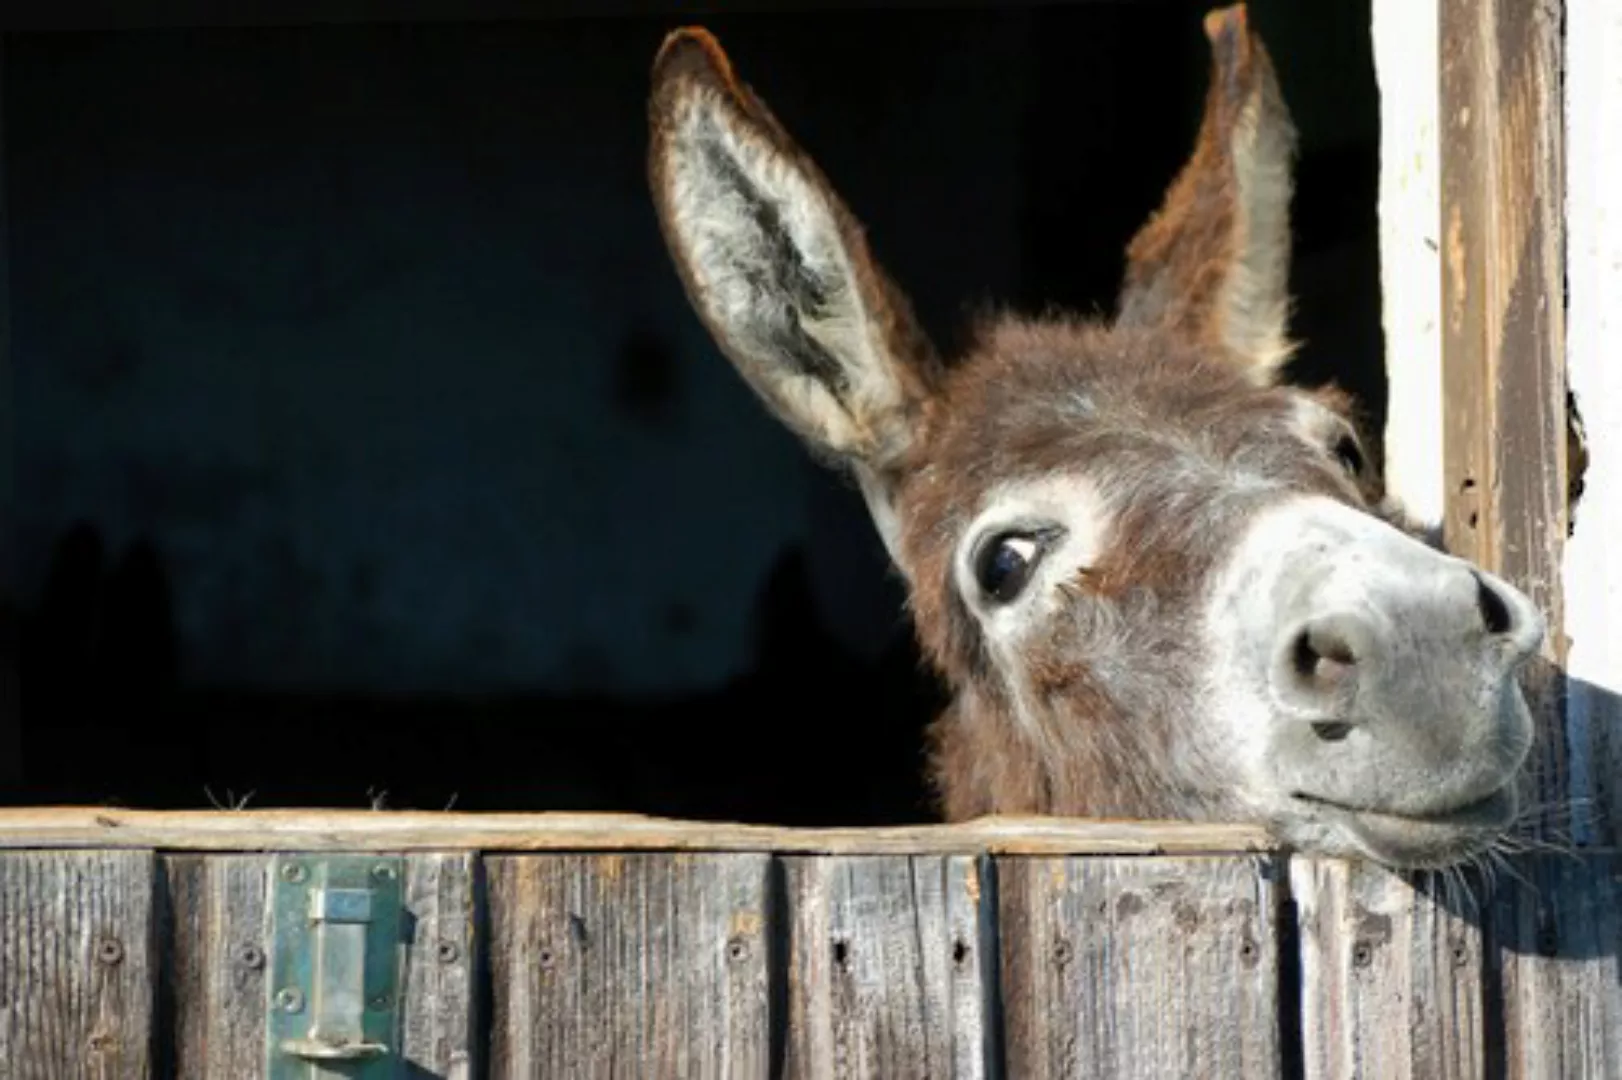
<box><xmin>898</xmin><ymin>319</ymin><xmax>1381</xmax><ymax>821</ymax></box>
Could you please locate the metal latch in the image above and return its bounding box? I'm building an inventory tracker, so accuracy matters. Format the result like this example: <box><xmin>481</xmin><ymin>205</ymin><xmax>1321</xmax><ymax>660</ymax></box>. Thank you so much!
<box><xmin>267</xmin><ymin>855</ymin><xmax>404</xmax><ymax>1079</ymax></box>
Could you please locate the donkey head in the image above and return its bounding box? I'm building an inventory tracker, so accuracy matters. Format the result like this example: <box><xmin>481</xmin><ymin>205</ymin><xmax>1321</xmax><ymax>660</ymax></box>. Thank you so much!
<box><xmin>646</xmin><ymin>4</ymin><xmax>1545</xmax><ymax>868</ymax></box>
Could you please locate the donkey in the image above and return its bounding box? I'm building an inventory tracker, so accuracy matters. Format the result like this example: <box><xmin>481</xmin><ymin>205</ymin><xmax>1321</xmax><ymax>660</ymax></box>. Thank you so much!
<box><xmin>645</xmin><ymin>4</ymin><xmax>1545</xmax><ymax>869</ymax></box>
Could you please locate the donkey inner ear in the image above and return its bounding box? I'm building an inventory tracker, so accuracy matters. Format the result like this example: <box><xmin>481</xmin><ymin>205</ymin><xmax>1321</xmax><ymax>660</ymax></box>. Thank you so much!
<box><xmin>1115</xmin><ymin>3</ymin><xmax>1299</xmax><ymax>381</ymax></box>
<box><xmin>647</xmin><ymin>27</ymin><xmax>941</xmax><ymax>470</ymax></box>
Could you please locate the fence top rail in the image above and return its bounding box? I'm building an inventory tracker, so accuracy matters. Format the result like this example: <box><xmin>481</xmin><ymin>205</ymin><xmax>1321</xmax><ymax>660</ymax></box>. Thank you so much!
<box><xmin>0</xmin><ymin>808</ymin><xmax>1274</xmax><ymax>855</ymax></box>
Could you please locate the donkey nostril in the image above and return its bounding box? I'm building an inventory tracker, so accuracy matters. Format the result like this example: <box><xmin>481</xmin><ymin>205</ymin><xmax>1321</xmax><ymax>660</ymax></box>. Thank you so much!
<box><xmin>1312</xmin><ymin>721</ymin><xmax>1353</xmax><ymax>742</ymax></box>
<box><xmin>1292</xmin><ymin>632</ymin><xmax>1316</xmax><ymax>678</ymax></box>
<box><xmin>1293</xmin><ymin>624</ymin><xmax>1358</xmax><ymax>686</ymax></box>
<box><xmin>1473</xmin><ymin>572</ymin><xmax>1514</xmax><ymax>635</ymax></box>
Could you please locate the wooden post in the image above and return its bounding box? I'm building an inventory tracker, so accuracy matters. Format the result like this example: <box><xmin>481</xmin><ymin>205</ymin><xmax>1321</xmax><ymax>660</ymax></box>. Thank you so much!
<box><xmin>1436</xmin><ymin>1</ymin><xmax>1622</xmax><ymax>1077</ymax></box>
<box><xmin>1438</xmin><ymin>0</ymin><xmax>1571</xmax><ymax>839</ymax></box>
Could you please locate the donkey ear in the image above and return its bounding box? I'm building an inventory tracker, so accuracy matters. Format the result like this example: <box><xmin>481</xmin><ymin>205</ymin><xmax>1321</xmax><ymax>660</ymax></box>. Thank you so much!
<box><xmin>647</xmin><ymin>28</ymin><xmax>941</xmax><ymax>473</ymax></box>
<box><xmin>1116</xmin><ymin>4</ymin><xmax>1299</xmax><ymax>379</ymax></box>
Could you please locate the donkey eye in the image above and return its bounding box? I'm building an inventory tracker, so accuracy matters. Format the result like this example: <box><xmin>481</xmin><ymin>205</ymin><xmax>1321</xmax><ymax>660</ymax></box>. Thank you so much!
<box><xmin>1332</xmin><ymin>434</ymin><xmax>1366</xmax><ymax>477</ymax></box>
<box><xmin>975</xmin><ymin>534</ymin><xmax>1042</xmax><ymax>604</ymax></box>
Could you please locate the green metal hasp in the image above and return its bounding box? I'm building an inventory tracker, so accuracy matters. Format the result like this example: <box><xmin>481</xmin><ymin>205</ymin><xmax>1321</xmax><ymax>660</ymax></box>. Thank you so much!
<box><xmin>267</xmin><ymin>855</ymin><xmax>405</xmax><ymax>1079</ymax></box>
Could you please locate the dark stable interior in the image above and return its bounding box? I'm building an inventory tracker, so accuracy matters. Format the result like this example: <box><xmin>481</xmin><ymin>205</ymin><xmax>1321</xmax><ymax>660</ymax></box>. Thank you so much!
<box><xmin>0</xmin><ymin>0</ymin><xmax>1382</xmax><ymax>823</ymax></box>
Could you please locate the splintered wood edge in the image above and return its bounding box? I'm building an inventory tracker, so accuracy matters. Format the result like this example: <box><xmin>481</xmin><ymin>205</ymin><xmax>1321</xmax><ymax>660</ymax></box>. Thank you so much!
<box><xmin>0</xmin><ymin>809</ymin><xmax>1274</xmax><ymax>855</ymax></box>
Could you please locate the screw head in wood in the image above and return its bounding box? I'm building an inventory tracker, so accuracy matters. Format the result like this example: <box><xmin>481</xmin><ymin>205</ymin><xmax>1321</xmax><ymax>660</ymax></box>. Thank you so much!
<box><xmin>96</xmin><ymin>938</ymin><xmax>124</xmax><ymax>966</ymax></box>
<box><xmin>237</xmin><ymin>943</ymin><xmax>265</xmax><ymax>970</ymax></box>
<box><xmin>436</xmin><ymin>940</ymin><xmax>461</xmax><ymax>964</ymax></box>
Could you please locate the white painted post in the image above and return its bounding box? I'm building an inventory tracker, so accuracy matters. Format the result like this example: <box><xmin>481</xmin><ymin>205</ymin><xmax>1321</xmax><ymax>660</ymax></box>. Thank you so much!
<box><xmin>1370</xmin><ymin>0</ymin><xmax>1444</xmax><ymax>528</ymax></box>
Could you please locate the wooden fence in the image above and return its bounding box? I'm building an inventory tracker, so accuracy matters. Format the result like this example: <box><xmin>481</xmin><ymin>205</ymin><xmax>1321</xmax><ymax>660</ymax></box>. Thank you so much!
<box><xmin>0</xmin><ymin>810</ymin><xmax>1617</xmax><ymax>1079</ymax></box>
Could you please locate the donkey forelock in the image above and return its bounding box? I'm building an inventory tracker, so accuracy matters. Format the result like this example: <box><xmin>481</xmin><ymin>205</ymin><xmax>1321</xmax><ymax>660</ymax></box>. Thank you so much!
<box><xmin>647</xmin><ymin>5</ymin><xmax>1545</xmax><ymax>869</ymax></box>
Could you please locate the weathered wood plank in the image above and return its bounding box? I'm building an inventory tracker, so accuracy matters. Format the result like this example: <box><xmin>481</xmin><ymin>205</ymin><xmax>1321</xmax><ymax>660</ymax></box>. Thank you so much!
<box><xmin>1438</xmin><ymin>0</ymin><xmax>1621</xmax><ymax>1074</ymax></box>
<box><xmin>1291</xmin><ymin>858</ymin><xmax>1486</xmax><ymax>1079</ymax></box>
<box><xmin>998</xmin><ymin>855</ymin><xmax>1280</xmax><ymax>1078</ymax></box>
<box><xmin>0</xmin><ymin>851</ymin><xmax>156</xmax><ymax>1080</ymax></box>
<box><xmin>400</xmin><ymin>853</ymin><xmax>479</xmax><ymax>1079</ymax></box>
<box><xmin>1562</xmin><ymin>0</ymin><xmax>1622</xmax><ymax>849</ymax></box>
<box><xmin>783</xmin><ymin>855</ymin><xmax>990</xmax><ymax>1079</ymax></box>
<box><xmin>164</xmin><ymin>853</ymin><xmax>479</xmax><ymax>1079</ymax></box>
<box><xmin>1439</xmin><ymin>0</ymin><xmax>1569</xmax><ymax>842</ymax></box>
<box><xmin>163</xmin><ymin>855</ymin><xmax>271</xmax><ymax>1079</ymax></box>
<box><xmin>0</xmin><ymin>808</ymin><xmax>1270</xmax><ymax>855</ymax></box>
<box><xmin>1487</xmin><ymin>854</ymin><xmax>1622</xmax><ymax>1079</ymax></box>
<box><xmin>1293</xmin><ymin>854</ymin><xmax>1622</xmax><ymax>1079</ymax></box>
<box><xmin>487</xmin><ymin>853</ymin><xmax>771</xmax><ymax>1079</ymax></box>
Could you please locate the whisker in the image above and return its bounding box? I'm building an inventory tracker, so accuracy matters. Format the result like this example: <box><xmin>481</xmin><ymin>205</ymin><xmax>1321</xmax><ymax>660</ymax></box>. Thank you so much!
<box><xmin>1487</xmin><ymin>847</ymin><xmax>1537</xmax><ymax>895</ymax></box>
<box><xmin>1485</xmin><ymin>841</ymin><xmax>1546</xmax><ymax>901</ymax></box>
<box><xmin>1433</xmin><ymin>864</ymin><xmax>1471</xmax><ymax>914</ymax></box>
<box><xmin>1467</xmin><ymin>851</ymin><xmax>1498</xmax><ymax>904</ymax></box>
<box><xmin>1453</xmin><ymin>863</ymin><xmax>1482</xmax><ymax>915</ymax></box>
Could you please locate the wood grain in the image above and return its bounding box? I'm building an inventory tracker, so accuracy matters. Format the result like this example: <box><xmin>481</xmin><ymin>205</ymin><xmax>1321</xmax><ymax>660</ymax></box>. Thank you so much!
<box><xmin>1291</xmin><ymin>858</ymin><xmax>1486</xmax><ymax>1079</ymax></box>
<box><xmin>486</xmin><ymin>853</ymin><xmax>771</xmax><ymax>1079</ymax></box>
<box><xmin>0</xmin><ymin>851</ymin><xmax>156</xmax><ymax>1080</ymax></box>
<box><xmin>1487</xmin><ymin>853</ymin><xmax>1622</xmax><ymax>1079</ymax></box>
<box><xmin>1438</xmin><ymin>0</ymin><xmax>1622</xmax><ymax>1074</ymax></box>
<box><xmin>163</xmin><ymin>855</ymin><xmax>271</xmax><ymax>1079</ymax></box>
<box><xmin>998</xmin><ymin>855</ymin><xmax>1280</xmax><ymax>1079</ymax></box>
<box><xmin>399</xmin><ymin>853</ymin><xmax>479</xmax><ymax>1079</ymax></box>
<box><xmin>1439</xmin><ymin>0</ymin><xmax>1570</xmax><ymax>844</ymax></box>
<box><xmin>0</xmin><ymin>808</ymin><xmax>1270</xmax><ymax>856</ymax></box>
<box><xmin>782</xmin><ymin>855</ymin><xmax>990</xmax><ymax>1078</ymax></box>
